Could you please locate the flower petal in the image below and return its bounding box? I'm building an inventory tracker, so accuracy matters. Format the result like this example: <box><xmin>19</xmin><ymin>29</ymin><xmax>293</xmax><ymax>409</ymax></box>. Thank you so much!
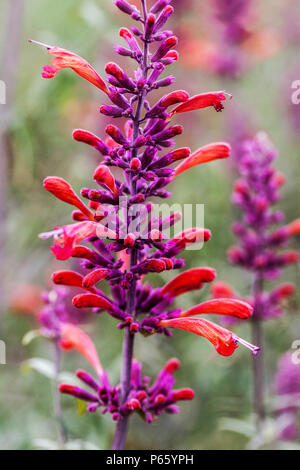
<box><xmin>60</xmin><ymin>323</ymin><xmax>103</xmax><ymax>374</ymax></box>
<box><xmin>160</xmin><ymin>267</ymin><xmax>216</xmax><ymax>298</ymax></box>
<box><xmin>173</xmin><ymin>142</ymin><xmax>231</xmax><ymax>177</ymax></box>
<box><xmin>179</xmin><ymin>298</ymin><xmax>253</xmax><ymax>319</ymax></box>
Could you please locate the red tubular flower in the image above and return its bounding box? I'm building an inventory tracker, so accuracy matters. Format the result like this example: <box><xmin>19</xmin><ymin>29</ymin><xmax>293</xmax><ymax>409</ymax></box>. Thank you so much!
<box><xmin>60</xmin><ymin>323</ymin><xmax>103</xmax><ymax>375</ymax></box>
<box><xmin>72</xmin><ymin>129</ymin><xmax>109</xmax><ymax>155</ymax></box>
<box><xmin>52</xmin><ymin>270</ymin><xmax>96</xmax><ymax>293</ymax></box>
<box><xmin>72</xmin><ymin>293</ymin><xmax>114</xmax><ymax>312</ymax></box>
<box><xmin>284</xmin><ymin>218</ymin><xmax>300</xmax><ymax>236</ymax></box>
<box><xmin>170</xmin><ymin>91</ymin><xmax>231</xmax><ymax>115</ymax></box>
<box><xmin>279</xmin><ymin>251</ymin><xmax>300</xmax><ymax>265</ymax></box>
<box><xmin>179</xmin><ymin>298</ymin><xmax>253</xmax><ymax>319</ymax></box>
<box><xmin>210</xmin><ymin>281</ymin><xmax>237</xmax><ymax>299</ymax></box>
<box><xmin>50</xmin><ymin>221</ymin><xmax>98</xmax><ymax>260</ymax></box>
<box><xmin>159</xmin><ymin>317</ymin><xmax>260</xmax><ymax>356</ymax></box>
<box><xmin>126</xmin><ymin>398</ymin><xmax>141</xmax><ymax>410</ymax></box>
<box><xmin>173</xmin><ymin>142</ymin><xmax>231</xmax><ymax>178</ymax></box>
<box><xmin>82</xmin><ymin>269</ymin><xmax>111</xmax><ymax>288</ymax></box>
<box><xmin>171</xmin><ymin>388</ymin><xmax>195</xmax><ymax>401</ymax></box>
<box><xmin>43</xmin><ymin>177</ymin><xmax>94</xmax><ymax>221</ymax></box>
<box><xmin>29</xmin><ymin>40</ymin><xmax>109</xmax><ymax>93</ymax></box>
<box><xmin>271</xmin><ymin>283</ymin><xmax>296</xmax><ymax>301</ymax></box>
<box><xmin>93</xmin><ymin>165</ymin><xmax>118</xmax><ymax>195</ymax></box>
<box><xmin>159</xmin><ymin>90</ymin><xmax>190</xmax><ymax>108</ymax></box>
<box><xmin>172</xmin><ymin>228</ymin><xmax>211</xmax><ymax>251</ymax></box>
<box><xmin>161</xmin><ymin>267</ymin><xmax>216</xmax><ymax>298</ymax></box>
<box><xmin>163</xmin><ymin>358</ymin><xmax>181</xmax><ymax>374</ymax></box>
<box><xmin>59</xmin><ymin>384</ymin><xmax>99</xmax><ymax>402</ymax></box>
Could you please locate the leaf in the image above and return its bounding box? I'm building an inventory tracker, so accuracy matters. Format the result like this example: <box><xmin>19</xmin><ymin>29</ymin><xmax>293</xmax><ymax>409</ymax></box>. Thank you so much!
<box><xmin>219</xmin><ymin>417</ymin><xmax>255</xmax><ymax>438</ymax></box>
<box><xmin>21</xmin><ymin>357</ymin><xmax>79</xmax><ymax>384</ymax></box>
<box><xmin>22</xmin><ymin>329</ymin><xmax>42</xmax><ymax>346</ymax></box>
<box><xmin>76</xmin><ymin>399</ymin><xmax>87</xmax><ymax>416</ymax></box>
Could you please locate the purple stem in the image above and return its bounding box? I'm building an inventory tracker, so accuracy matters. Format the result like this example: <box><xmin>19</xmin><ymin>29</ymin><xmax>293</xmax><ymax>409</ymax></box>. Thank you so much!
<box><xmin>251</xmin><ymin>274</ymin><xmax>265</xmax><ymax>432</ymax></box>
<box><xmin>112</xmin><ymin>0</ymin><xmax>149</xmax><ymax>450</ymax></box>
<box><xmin>52</xmin><ymin>339</ymin><xmax>67</xmax><ymax>446</ymax></box>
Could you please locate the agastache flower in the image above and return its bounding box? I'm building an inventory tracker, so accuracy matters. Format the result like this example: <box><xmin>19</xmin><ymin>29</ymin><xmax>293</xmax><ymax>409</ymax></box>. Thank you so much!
<box><xmin>33</xmin><ymin>0</ymin><xmax>257</xmax><ymax>449</ymax></box>
<box><xmin>29</xmin><ymin>40</ymin><xmax>110</xmax><ymax>94</ymax></box>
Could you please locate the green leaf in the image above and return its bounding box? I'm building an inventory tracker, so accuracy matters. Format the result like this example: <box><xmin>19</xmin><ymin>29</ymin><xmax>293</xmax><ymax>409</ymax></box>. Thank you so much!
<box><xmin>22</xmin><ymin>329</ymin><xmax>42</xmax><ymax>346</ymax></box>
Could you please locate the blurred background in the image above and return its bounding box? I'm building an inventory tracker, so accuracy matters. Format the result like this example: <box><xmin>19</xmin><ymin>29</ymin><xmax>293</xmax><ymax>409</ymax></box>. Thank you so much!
<box><xmin>1</xmin><ymin>0</ymin><xmax>300</xmax><ymax>450</ymax></box>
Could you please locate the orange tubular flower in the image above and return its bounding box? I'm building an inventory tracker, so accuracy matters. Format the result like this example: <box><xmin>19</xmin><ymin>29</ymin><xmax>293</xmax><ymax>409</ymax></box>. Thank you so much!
<box><xmin>159</xmin><ymin>317</ymin><xmax>259</xmax><ymax>357</ymax></box>
<box><xmin>43</xmin><ymin>176</ymin><xmax>94</xmax><ymax>221</ymax></box>
<box><xmin>179</xmin><ymin>298</ymin><xmax>253</xmax><ymax>319</ymax></box>
<box><xmin>160</xmin><ymin>267</ymin><xmax>216</xmax><ymax>298</ymax></box>
<box><xmin>60</xmin><ymin>323</ymin><xmax>103</xmax><ymax>375</ymax></box>
<box><xmin>48</xmin><ymin>221</ymin><xmax>98</xmax><ymax>261</ymax></box>
<box><xmin>72</xmin><ymin>293</ymin><xmax>114</xmax><ymax>313</ymax></box>
<box><xmin>29</xmin><ymin>40</ymin><xmax>109</xmax><ymax>94</ymax></box>
<box><xmin>173</xmin><ymin>143</ymin><xmax>231</xmax><ymax>178</ymax></box>
<box><xmin>93</xmin><ymin>165</ymin><xmax>119</xmax><ymax>195</ymax></box>
<box><xmin>171</xmin><ymin>228</ymin><xmax>211</xmax><ymax>252</ymax></box>
<box><xmin>284</xmin><ymin>218</ymin><xmax>300</xmax><ymax>237</ymax></box>
<box><xmin>210</xmin><ymin>281</ymin><xmax>237</xmax><ymax>299</ymax></box>
<box><xmin>52</xmin><ymin>270</ymin><xmax>97</xmax><ymax>294</ymax></box>
<box><xmin>82</xmin><ymin>269</ymin><xmax>111</xmax><ymax>288</ymax></box>
<box><xmin>170</xmin><ymin>91</ymin><xmax>231</xmax><ymax>116</ymax></box>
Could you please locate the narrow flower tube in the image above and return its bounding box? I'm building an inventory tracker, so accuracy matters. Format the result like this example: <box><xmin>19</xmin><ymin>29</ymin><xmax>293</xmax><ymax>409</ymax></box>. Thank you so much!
<box><xmin>159</xmin><ymin>317</ymin><xmax>259</xmax><ymax>356</ymax></box>
<box><xmin>170</xmin><ymin>388</ymin><xmax>194</xmax><ymax>401</ymax></box>
<box><xmin>72</xmin><ymin>129</ymin><xmax>110</xmax><ymax>155</ymax></box>
<box><xmin>159</xmin><ymin>90</ymin><xmax>189</xmax><ymax>108</ymax></box>
<box><xmin>72</xmin><ymin>293</ymin><xmax>114</xmax><ymax>312</ymax></box>
<box><xmin>151</xmin><ymin>36</ymin><xmax>178</xmax><ymax>63</ymax></box>
<box><xmin>43</xmin><ymin>177</ymin><xmax>94</xmax><ymax>220</ymax></box>
<box><xmin>179</xmin><ymin>298</ymin><xmax>253</xmax><ymax>319</ymax></box>
<box><xmin>29</xmin><ymin>40</ymin><xmax>109</xmax><ymax>93</ymax></box>
<box><xmin>161</xmin><ymin>267</ymin><xmax>216</xmax><ymax>298</ymax></box>
<box><xmin>93</xmin><ymin>165</ymin><xmax>118</xmax><ymax>195</ymax></box>
<box><xmin>173</xmin><ymin>143</ymin><xmax>231</xmax><ymax>177</ymax></box>
<box><xmin>60</xmin><ymin>323</ymin><xmax>103</xmax><ymax>374</ymax></box>
<box><xmin>52</xmin><ymin>270</ymin><xmax>96</xmax><ymax>293</ymax></box>
<box><xmin>59</xmin><ymin>384</ymin><xmax>99</xmax><ymax>402</ymax></box>
<box><xmin>210</xmin><ymin>281</ymin><xmax>237</xmax><ymax>299</ymax></box>
<box><xmin>284</xmin><ymin>218</ymin><xmax>300</xmax><ymax>236</ymax></box>
<box><xmin>76</xmin><ymin>369</ymin><xmax>100</xmax><ymax>392</ymax></box>
<box><xmin>170</xmin><ymin>91</ymin><xmax>231</xmax><ymax>115</ymax></box>
<box><xmin>82</xmin><ymin>269</ymin><xmax>111</xmax><ymax>288</ymax></box>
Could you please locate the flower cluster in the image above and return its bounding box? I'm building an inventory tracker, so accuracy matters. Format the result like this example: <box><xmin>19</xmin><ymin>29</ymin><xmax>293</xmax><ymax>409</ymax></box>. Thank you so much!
<box><xmin>274</xmin><ymin>352</ymin><xmax>300</xmax><ymax>441</ymax></box>
<box><xmin>31</xmin><ymin>0</ymin><xmax>258</xmax><ymax>443</ymax></box>
<box><xmin>212</xmin><ymin>133</ymin><xmax>299</xmax><ymax>321</ymax></box>
<box><xmin>60</xmin><ymin>356</ymin><xmax>194</xmax><ymax>423</ymax></box>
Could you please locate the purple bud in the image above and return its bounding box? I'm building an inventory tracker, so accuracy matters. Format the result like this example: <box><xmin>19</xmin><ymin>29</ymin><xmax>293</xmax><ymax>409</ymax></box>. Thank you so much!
<box><xmin>150</xmin><ymin>0</ymin><xmax>172</xmax><ymax>15</ymax></box>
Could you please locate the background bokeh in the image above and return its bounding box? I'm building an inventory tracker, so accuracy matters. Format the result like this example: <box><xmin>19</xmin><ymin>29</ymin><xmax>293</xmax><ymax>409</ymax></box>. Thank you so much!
<box><xmin>0</xmin><ymin>0</ymin><xmax>300</xmax><ymax>450</ymax></box>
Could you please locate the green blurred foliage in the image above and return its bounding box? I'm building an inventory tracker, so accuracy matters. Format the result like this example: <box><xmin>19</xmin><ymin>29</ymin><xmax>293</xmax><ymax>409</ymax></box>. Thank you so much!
<box><xmin>0</xmin><ymin>0</ymin><xmax>300</xmax><ymax>450</ymax></box>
